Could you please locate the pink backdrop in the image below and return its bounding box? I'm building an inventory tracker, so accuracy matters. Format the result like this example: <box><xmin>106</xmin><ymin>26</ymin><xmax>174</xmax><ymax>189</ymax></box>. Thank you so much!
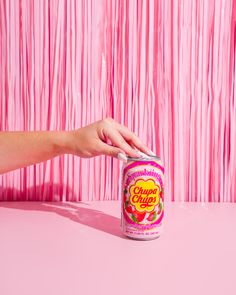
<box><xmin>0</xmin><ymin>0</ymin><xmax>235</xmax><ymax>202</ymax></box>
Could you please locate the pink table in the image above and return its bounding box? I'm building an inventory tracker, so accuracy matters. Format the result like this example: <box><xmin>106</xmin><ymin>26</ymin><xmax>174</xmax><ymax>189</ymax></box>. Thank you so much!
<box><xmin>0</xmin><ymin>201</ymin><xmax>235</xmax><ymax>295</ymax></box>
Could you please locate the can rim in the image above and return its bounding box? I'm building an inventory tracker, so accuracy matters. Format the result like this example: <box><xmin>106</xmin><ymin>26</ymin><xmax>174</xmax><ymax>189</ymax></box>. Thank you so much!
<box><xmin>127</xmin><ymin>155</ymin><xmax>161</xmax><ymax>161</ymax></box>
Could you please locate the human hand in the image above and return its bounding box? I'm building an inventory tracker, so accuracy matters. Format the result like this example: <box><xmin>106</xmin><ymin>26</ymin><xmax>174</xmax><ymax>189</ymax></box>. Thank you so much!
<box><xmin>0</xmin><ymin>118</ymin><xmax>154</xmax><ymax>174</ymax></box>
<box><xmin>66</xmin><ymin>118</ymin><xmax>154</xmax><ymax>161</ymax></box>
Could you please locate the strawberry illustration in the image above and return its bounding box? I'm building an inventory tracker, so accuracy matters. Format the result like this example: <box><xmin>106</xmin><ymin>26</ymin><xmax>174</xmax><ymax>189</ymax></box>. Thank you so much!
<box><xmin>147</xmin><ymin>211</ymin><xmax>157</xmax><ymax>222</ymax></box>
<box><xmin>123</xmin><ymin>194</ymin><xmax>126</xmax><ymax>202</ymax></box>
<box><xmin>159</xmin><ymin>191</ymin><xmax>163</xmax><ymax>198</ymax></box>
<box><xmin>158</xmin><ymin>203</ymin><xmax>162</xmax><ymax>214</ymax></box>
<box><xmin>126</xmin><ymin>205</ymin><xmax>133</xmax><ymax>214</ymax></box>
<box><xmin>132</xmin><ymin>211</ymin><xmax>146</xmax><ymax>223</ymax></box>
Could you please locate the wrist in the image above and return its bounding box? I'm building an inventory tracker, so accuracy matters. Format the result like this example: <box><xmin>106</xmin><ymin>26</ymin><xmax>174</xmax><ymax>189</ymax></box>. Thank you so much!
<box><xmin>52</xmin><ymin>131</ymin><xmax>76</xmax><ymax>156</ymax></box>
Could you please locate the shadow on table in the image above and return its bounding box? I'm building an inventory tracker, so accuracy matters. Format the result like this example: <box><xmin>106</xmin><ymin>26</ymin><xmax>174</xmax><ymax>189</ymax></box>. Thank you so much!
<box><xmin>0</xmin><ymin>183</ymin><xmax>126</xmax><ymax>239</ymax></box>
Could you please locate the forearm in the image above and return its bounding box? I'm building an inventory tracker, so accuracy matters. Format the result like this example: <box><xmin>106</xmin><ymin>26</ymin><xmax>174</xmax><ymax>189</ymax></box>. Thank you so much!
<box><xmin>0</xmin><ymin>119</ymin><xmax>152</xmax><ymax>174</ymax></box>
<box><xmin>0</xmin><ymin>131</ymin><xmax>72</xmax><ymax>174</ymax></box>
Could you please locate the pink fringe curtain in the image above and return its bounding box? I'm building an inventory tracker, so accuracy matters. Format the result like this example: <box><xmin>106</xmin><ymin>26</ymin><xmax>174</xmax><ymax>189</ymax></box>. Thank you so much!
<box><xmin>0</xmin><ymin>0</ymin><xmax>236</xmax><ymax>202</ymax></box>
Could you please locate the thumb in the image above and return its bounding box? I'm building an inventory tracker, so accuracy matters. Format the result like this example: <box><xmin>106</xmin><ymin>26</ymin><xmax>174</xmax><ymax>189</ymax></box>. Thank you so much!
<box><xmin>98</xmin><ymin>142</ymin><xmax>127</xmax><ymax>161</ymax></box>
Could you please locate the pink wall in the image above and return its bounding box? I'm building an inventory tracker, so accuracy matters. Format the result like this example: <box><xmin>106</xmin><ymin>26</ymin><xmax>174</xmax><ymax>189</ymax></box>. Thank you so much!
<box><xmin>0</xmin><ymin>0</ymin><xmax>235</xmax><ymax>202</ymax></box>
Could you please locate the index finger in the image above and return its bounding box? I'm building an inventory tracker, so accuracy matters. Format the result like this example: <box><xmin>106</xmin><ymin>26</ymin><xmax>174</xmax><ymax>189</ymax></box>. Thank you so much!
<box><xmin>103</xmin><ymin>128</ymin><xmax>141</xmax><ymax>158</ymax></box>
<box><xmin>114</xmin><ymin>123</ymin><xmax>154</xmax><ymax>156</ymax></box>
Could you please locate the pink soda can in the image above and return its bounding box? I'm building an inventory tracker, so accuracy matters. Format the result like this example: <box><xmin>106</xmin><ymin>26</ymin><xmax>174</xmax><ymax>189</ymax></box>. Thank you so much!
<box><xmin>121</xmin><ymin>155</ymin><xmax>164</xmax><ymax>240</ymax></box>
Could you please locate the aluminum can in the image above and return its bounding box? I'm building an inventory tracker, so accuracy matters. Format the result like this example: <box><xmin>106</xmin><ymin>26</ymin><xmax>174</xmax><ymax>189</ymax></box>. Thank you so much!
<box><xmin>121</xmin><ymin>155</ymin><xmax>164</xmax><ymax>240</ymax></box>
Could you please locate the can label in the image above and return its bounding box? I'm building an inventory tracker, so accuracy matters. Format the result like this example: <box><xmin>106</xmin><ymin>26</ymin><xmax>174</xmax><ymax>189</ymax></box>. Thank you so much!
<box><xmin>122</xmin><ymin>159</ymin><xmax>164</xmax><ymax>239</ymax></box>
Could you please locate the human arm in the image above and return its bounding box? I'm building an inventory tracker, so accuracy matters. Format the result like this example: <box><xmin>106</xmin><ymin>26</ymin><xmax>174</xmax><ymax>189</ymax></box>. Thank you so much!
<box><xmin>0</xmin><ymin>118</ymin><xmax>153</xmax><ymax>174</ymax></box>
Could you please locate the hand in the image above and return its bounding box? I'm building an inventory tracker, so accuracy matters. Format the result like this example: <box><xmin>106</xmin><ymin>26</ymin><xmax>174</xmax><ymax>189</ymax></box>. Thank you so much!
<box><xmin>67</xmin><ymin>118</ymin><xmax>154</xmax><ymax>160</ymax></box>
<box><xmin>0</xmin><ymin>118</ymin><xmax>154</xmax><ymax>174</ymax></box>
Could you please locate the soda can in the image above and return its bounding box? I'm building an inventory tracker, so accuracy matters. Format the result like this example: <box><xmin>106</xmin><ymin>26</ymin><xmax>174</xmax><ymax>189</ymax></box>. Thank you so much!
<box><xmin>121</xmin><ymin>155</ymin><xmax>164</xmax><ymax>240</ymax></box>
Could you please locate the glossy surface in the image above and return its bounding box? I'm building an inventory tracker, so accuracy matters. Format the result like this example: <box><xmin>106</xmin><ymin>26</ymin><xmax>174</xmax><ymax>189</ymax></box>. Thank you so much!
<box><xmin>0</xmin><ymin>201</ymin><xmax>235</xmax><ymax>295</ymax></box>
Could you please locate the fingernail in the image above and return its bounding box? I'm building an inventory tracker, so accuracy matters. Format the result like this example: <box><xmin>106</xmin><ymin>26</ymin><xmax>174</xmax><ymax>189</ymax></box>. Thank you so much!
<box><xmin>117</xmin><ymin>152</ymin><xmax>127</xmax><ymax>162</ymax></box>
<box><xmin>137</xmin><ymin>151</ymin><xmax>147</xmax><ymax>157</ymax></box>
<box><xmin>148</xmin><ymin>150</ymin><xmax>156</xmax><ymax>156</ymax></box>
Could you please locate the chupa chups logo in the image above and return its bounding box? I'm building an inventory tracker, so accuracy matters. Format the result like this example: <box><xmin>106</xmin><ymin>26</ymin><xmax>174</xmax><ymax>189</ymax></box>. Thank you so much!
<box><xmin>129</xmin><ymin>178</ymin><xmax>160</xmax><ymax>213</ymax></box>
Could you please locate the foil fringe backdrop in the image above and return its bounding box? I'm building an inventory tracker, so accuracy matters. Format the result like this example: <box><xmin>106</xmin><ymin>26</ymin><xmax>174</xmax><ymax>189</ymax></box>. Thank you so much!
<box><xmin>0</xmin><ymin>0</ymin><xmax>235</xmax><ymax>202</ymax></box>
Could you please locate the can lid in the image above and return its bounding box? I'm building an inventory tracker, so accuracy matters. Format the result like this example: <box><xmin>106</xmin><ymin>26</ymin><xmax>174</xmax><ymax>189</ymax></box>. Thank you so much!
<box><xmin>127</xmin><ymin>155</ymin><xmax>161</xmax><ymax>161</ymax></box>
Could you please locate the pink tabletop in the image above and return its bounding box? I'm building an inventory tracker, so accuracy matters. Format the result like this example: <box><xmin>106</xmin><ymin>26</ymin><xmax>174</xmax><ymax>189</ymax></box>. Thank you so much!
<box><xmin>0</xmin><ymin>201</ymin><xmax>235</xmax><ymax>295</ymax></box>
